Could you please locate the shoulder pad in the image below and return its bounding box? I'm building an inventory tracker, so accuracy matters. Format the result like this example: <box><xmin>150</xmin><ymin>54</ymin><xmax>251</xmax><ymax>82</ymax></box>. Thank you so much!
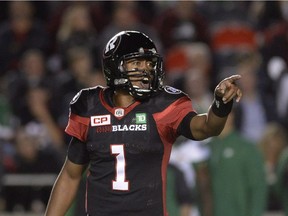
<box><xmin>148</xmin><ymin>86</ymin><xmax>190</xmax><ymax>111</ymax></box>
<box><xmin>69</xmin><ymin>86</ymin><xmax>103</xmax><ymax>116</ymax></box>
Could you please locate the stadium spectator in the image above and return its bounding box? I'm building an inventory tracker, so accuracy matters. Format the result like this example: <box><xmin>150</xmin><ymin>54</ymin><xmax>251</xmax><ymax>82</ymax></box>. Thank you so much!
<box><xmin>156</xmin><ymin>1</ymin><xmax>210</xmax><ymax>51</ymax></box>
<box><xmin>0</xmin><ymin>1</ymin><xmax>49</xmax><ymax>76</ymax></box>
<box><xmin>55</xmin><ymin>3</ymin><xmax>99</xmax><ymax>70</ymax></box>
<box><xmin>4</xmin><ymin>127</ymin><xmax>62</xmax><ymax>213</ymax></box>
<box><xmin>207</xmin><ymin>108</ymin><xmax>267</xmax><ymax>216</ymax></box>
<box><xmin>6</xmin><ymin>49</ymin><xmax>65</xmax><ymax>151</ymax></box>
<box><xmin>96</xmin><ymin>1</ymin><xmax>161</xmax><ymax>59</ymax></box>
<box><xmin>233</xmin><ymin>51</ymin><xmax>277</xmax><ymax>143</ymax></box>
<box><xmin>164</xmin><ymin>42</ymin><xmax>213</xmax><ymax>89</ymax></box>
<box><xmin>258</xmin><ymin>123</ymin><xmax>288</xmax><ymax>216</ymax></box>
<box><xmin>166</xmin><ymin>163</ymin><xmax>194</xmax><ymax>216</ymax></box>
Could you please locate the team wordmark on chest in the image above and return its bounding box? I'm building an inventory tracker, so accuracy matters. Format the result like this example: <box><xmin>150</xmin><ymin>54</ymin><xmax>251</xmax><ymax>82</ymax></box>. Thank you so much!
<box><xmin>91</xmin><ymin>113</ymin><xmax>148</xmax><ymax>133</ymax></box>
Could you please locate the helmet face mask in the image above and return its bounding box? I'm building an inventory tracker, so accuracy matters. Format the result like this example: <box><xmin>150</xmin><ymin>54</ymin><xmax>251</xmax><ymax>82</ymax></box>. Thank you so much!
<box><xmin>103</xmin><ymin>31</ymin><xmax>164</xmax><ymax>100</ymax></box>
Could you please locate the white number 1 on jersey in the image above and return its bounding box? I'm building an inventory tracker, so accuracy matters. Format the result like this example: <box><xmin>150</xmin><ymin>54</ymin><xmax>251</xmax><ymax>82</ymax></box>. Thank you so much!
<box><xmin>110</xmin><ymin>144</ymin><xmax>129</xmax><ymax>191</ymax></box>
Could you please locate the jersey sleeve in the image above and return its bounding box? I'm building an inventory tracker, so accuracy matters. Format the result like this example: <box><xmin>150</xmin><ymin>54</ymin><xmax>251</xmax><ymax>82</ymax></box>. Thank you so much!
<box><xmin>65</xmin><ymin>89</ymin><xmax>90</xmax><ymax>142</ymax></box>
<box><xmin>67</xmin><ymin>137</ymin><xmax>90</xmax><ymax>164</ymax></box>
<box><xmin>153</xmin><ymin>95</ymin><xmax>197</xmax><ymax>143</ymax></box>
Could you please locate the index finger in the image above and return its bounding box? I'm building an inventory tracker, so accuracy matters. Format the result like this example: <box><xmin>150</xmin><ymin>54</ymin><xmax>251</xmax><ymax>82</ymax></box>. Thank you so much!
<box><xmin>227</xmin><ymin>74</ymin><xmax>241</xmax><ymax>83</ymax></box>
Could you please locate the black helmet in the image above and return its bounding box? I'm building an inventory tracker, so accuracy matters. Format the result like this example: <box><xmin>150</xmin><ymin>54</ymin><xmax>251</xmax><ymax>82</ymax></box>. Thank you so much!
<box><xmin>102</xmin><ymin>30</ymin><xmax>164</xmax><ymax>99</ymax></box>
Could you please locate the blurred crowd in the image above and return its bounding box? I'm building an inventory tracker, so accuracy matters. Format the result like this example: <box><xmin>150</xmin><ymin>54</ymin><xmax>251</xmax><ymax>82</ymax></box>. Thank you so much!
<box><xmin>0</xmin><ymin>1</ymin><xmax>288</xmax><ymax>216</ymax></box>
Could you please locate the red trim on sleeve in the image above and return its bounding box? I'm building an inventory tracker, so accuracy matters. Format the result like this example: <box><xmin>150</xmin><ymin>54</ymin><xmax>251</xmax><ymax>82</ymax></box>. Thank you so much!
<box><xmin>65</xmin><ymin>113</ymin><xmax>90</xmax><ymax>142</ymax></box>
<box><xmin>161</xmin><ymin>140</ymin><xmax>172</xmax><ymax>216</ymax></box>
<box><xmin>70</xmin><ymin>113</ymin><xmax>90</xmax><ymax>125</ymax></box>
<box><xmin>153</xmin><ymin>96</ymin><xmax>195</xmax><ymax>143</ymax></box>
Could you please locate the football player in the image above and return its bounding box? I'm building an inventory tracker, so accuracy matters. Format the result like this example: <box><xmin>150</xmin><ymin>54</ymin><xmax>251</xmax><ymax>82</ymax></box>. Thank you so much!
<box><xmin>45</xmin><ymin>31</ymin><xmax>242</xmax><ymax>216</ymax></box>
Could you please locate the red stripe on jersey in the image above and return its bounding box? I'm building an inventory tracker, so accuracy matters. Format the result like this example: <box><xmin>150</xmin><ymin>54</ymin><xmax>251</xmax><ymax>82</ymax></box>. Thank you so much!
<box><xmin>153</xmin><ymin>96</ymin><xmax>195</xmax><ymax>216</ymax></box>
<box><xmin>160</xmin><ymin>140</ymin><xmax>172</xmax><ymax>216</ymax></box>
<box><xmin>65</xmin><ymin>113</ymin><xmax>90</xmax><ymax>142</ymax></box>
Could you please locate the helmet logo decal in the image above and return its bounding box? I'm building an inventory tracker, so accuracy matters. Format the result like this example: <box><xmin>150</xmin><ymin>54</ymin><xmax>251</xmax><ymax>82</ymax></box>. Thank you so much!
<box><xmin>104</xmin><ymin>36</ymin><xmax>118</xmax><ymax>54</ymax></box>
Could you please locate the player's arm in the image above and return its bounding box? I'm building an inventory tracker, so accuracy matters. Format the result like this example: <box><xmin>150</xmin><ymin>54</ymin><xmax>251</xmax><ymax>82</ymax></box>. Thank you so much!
<box><xmin>190</xmin><ymin>75</ymin><xmax>242</xmax><ymax>140</ymax></box>
<box><xmin>44</xmin><ymin>158</ymin><xmax>86</xmax><ymax>216</ymax></box>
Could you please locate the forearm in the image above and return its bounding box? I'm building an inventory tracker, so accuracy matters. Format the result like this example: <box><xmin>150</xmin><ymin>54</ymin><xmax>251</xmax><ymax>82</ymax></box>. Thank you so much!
<box><xmin>205</xmin><ymin>106</ymin><xmax>228</xmax><ymax>136</ymax></box>
<box><xmin>190</xmin><ymin>99</ymin><xmax>232</xmax><ymax>140</ymax></box>
<box><xmin>190</xmin><ymin>110</ymin><xmax>228</xmax><ymax>140</ymax></box>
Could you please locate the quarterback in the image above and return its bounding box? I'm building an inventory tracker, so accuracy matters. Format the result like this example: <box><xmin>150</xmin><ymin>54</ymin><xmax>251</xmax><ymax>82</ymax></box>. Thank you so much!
<box><xmin>45</xmin><ymin>31</ymin><xmax>242</xmax><ymax>216</ymax></box>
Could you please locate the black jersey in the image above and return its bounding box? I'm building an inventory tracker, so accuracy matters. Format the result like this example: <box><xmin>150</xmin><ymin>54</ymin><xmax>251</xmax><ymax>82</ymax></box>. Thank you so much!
<box><xmin>65</xmin><ymin>86</ymin><xmax>196</xmax><ymax>216</ymax></box>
